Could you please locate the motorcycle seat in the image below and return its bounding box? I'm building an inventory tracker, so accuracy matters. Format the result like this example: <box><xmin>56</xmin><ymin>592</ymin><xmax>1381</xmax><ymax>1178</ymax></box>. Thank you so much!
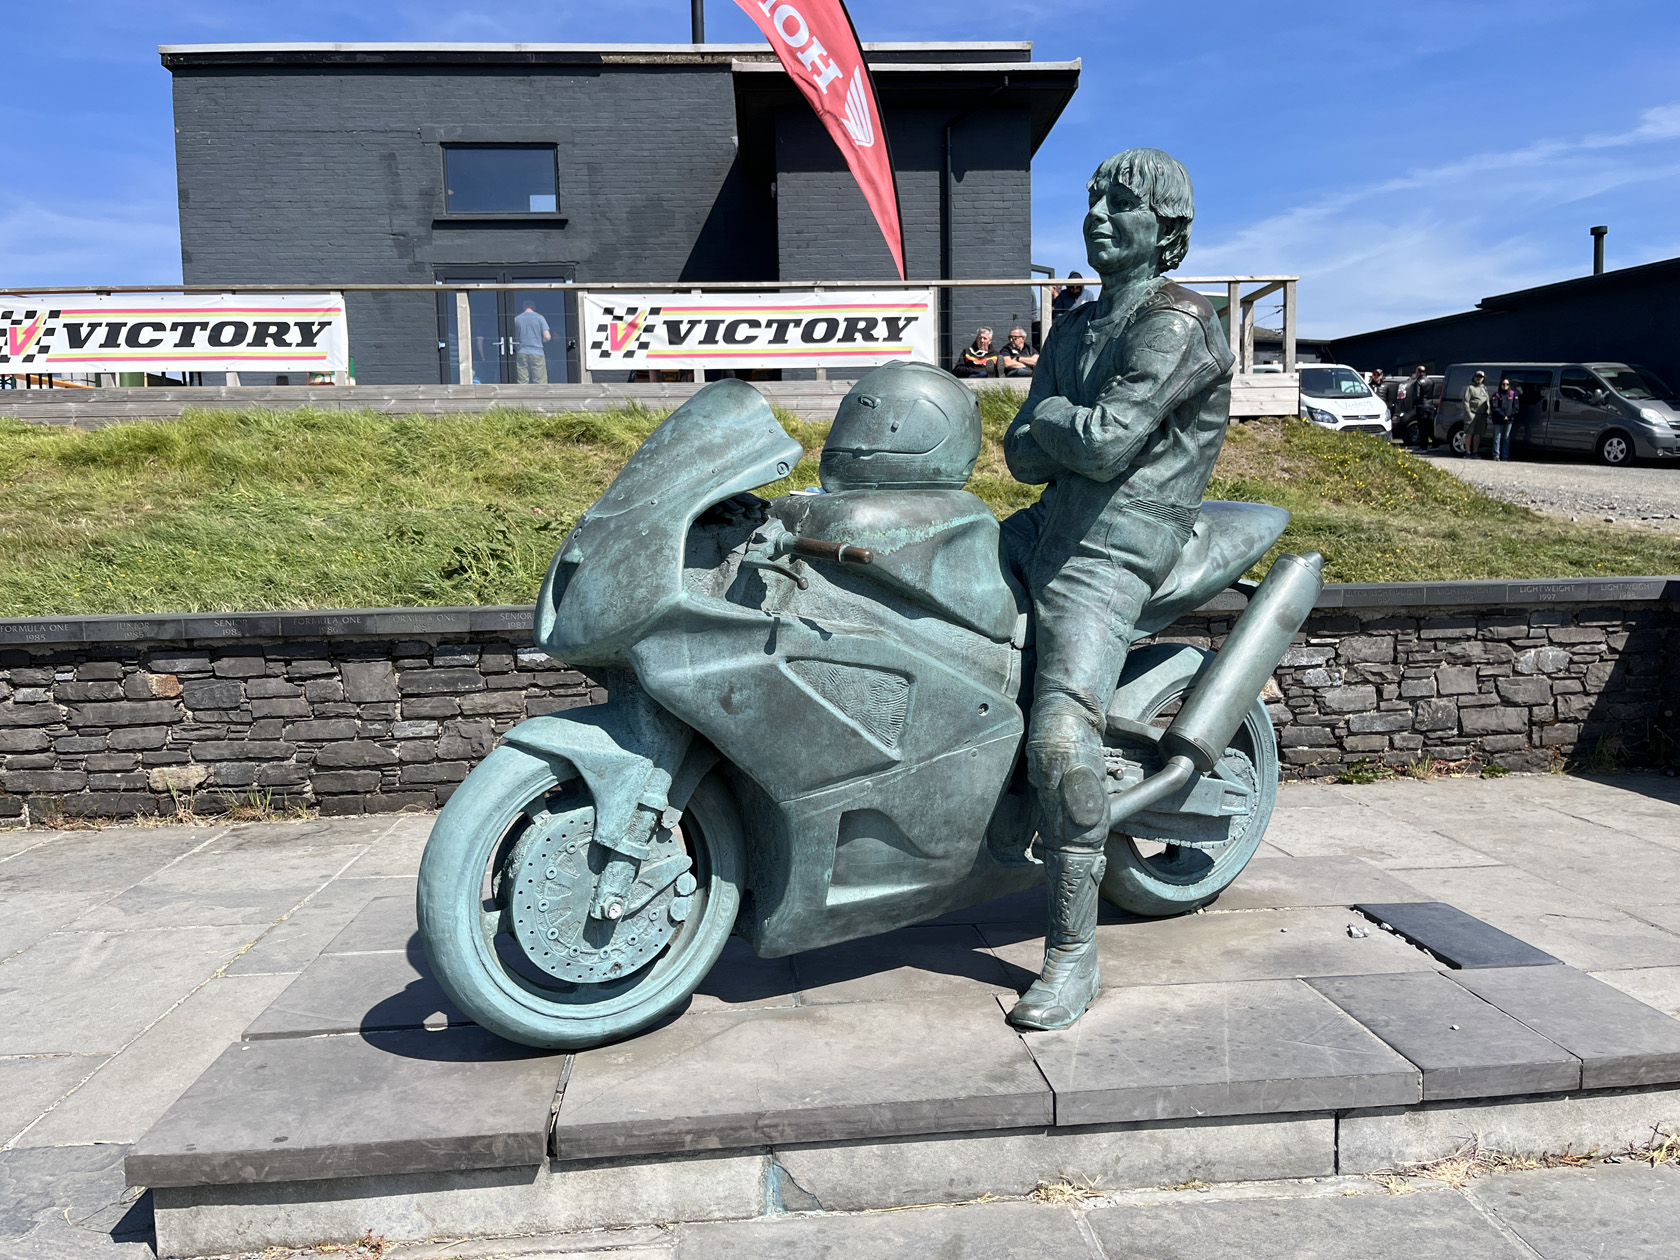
<box><xmin>771</xmin><ymin>489</ymin><xmax>1021</xmax><ymax>642</ymax></box>
<box><xmin>1134</xmin><ymin>500</ymin><xmax>1290</xmax><ymax>635</ymax></box>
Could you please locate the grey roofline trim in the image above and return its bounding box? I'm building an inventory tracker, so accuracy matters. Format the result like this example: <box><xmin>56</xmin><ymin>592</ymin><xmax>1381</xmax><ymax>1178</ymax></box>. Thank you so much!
<box><xmin>731</xmin><ymin>59</ymin><xmax>1081</xmax><ymax>74</ymax></box>
<box><xmin>157</xmin><ymin>40</ymin><xmax>1033</xmax><ymax>55</ymax></box>
<box><xmin>2</xmin><ymin>578</ymin><xmax>1674</xmax><ymax>647</ymax></box>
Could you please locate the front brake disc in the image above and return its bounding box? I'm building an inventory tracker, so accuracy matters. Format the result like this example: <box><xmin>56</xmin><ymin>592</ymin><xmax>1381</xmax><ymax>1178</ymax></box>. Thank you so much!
<box><xmin>505</xmin><ymin>806</ymin><xmax>696</xmax><ymax>984</ymax></box>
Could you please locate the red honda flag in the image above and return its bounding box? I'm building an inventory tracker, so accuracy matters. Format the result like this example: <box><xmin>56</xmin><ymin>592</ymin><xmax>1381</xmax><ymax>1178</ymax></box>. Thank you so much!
<box><xmin>733</xmin><ymin>0</ymin><xmax>905</xmax><ymax>278</ymax></box>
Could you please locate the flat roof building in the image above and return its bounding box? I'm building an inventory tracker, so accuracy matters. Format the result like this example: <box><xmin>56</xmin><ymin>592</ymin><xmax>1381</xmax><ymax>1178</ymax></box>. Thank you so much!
<box><xmin>1329</xmin><ymin>253</ymin><xmax>1680</xmax><ymax>392</ymax></box>
<box><xmin>161</xmin><ymin>41</ymin><xmax>1079</xmax><ymax>385</ymax></box>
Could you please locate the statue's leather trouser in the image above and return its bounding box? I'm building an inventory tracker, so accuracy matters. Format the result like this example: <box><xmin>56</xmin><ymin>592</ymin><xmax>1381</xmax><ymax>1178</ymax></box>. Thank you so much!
<box><xmin>1002</xmin><ymin>499</ymin><xmax>1187</xmax><ymax>854</ymax></box>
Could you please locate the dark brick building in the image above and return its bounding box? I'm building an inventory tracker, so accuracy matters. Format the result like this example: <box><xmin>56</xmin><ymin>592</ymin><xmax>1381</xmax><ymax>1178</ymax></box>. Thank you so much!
<box><xmin>162</xmin><ymin>41</ymin><xmax>1078</xmax><ymax>385</ymax></box>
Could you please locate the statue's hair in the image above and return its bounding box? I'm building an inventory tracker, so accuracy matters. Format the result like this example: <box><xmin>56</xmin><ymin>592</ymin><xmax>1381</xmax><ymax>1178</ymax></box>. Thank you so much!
<box><xmin>1088</xmin><ymin>148</ymin><xmax>1195</xmax><ymax>272</ymax></box>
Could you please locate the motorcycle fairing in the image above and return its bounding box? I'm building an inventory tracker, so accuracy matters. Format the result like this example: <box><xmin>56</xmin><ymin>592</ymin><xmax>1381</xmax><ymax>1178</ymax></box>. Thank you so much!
<box><xmin>534</xmin><ymin>379</ymin><xmax>805</xmax><ymax>666</ymax></box>
<box><xmin>772</xmin><ymin>489</ymin><xmax>1021</xmax><ymax>642</ymax></box>
<box><xmin>749</xmin><ymin>731</ymin><xmax>1042</xmax><ymax>956</ymax></box>
<box><xmin>628</xmin><ymin>597</ymin><xmax>1022</xmax><ymax>802</ymax></box>
<box><xmin>1134</xmin><ymin>501</ymin><xmax>1289</xmax><ymax>635</ymax></box>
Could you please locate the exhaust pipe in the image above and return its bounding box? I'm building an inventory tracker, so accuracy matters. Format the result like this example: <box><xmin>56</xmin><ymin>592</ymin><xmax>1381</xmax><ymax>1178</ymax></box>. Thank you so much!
<box><xmin>1110</xmin><ymin>551</ymin><xmax>1325</xmax><ymax>827</ymax></box>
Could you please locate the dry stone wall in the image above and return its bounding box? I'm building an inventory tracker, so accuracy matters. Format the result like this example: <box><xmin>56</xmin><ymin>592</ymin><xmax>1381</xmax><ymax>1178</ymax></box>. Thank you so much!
<box><xmin>1</xmin><ymin>582</ymin><xmax>1675</xmax><ymax>824</ymax></box>
<box><xmin>1159</xmin><ymin>598</ymin><xmax>1677</xmax><ymax>777</ymax></box>
<box><xmin>0</xmin><ymin>629</ymin><xmax>599</xmax><ymax>824</ymax></box>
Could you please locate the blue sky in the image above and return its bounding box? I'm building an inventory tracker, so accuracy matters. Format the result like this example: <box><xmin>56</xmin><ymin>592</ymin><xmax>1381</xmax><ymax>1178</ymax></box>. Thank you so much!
<box><xmin>3</xmin><ymin>1</ymin><xmax>1679</xmax><ymax>336</ymax></box>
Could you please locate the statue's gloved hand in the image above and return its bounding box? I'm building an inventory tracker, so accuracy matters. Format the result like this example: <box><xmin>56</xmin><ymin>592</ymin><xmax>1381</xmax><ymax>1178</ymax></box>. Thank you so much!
<box><xmin>1027</xmin><ymin>395</ymin><xmax>1079</xmax><ymax>443</ymax></box>
<box><xmin>1004</xmin><ymin>410</ymin><xmax>1064</xmax><ymax>485</ymax></box>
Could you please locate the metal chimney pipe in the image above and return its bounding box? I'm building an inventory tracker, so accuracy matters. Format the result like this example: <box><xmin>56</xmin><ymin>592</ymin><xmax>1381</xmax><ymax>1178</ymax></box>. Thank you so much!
<box><xmin>692</xmin><ymin>0</ymin><xmax>705</xmax><ymax>43</ymax></box>
<box><xmin>1591</xmin><ymin>225</ymin><xmax>1608</xmax><ymax>276</ymax></box>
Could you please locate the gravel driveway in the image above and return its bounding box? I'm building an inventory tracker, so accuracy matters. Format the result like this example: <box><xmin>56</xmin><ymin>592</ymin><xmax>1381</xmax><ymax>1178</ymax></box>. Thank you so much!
<box><xmin>1418</xmin><ymin>449</ymin><xmax>1680</xmax><ymax>532</ymax></box>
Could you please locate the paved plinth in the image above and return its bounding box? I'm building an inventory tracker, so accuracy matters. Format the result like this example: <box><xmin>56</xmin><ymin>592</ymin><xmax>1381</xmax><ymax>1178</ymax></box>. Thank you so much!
<box><xmin>551</xmin><ymin>994</ymin><xmax>1052</xmax><ymax>1160</ymax></box>
<box><xmin>126</xmin><ymin>1027</ymin><xmax>564</xmax><ymax>1187</ymax></box>
<box><xmin>1446</xmin><ymin>964</ymin><xmax>1680</xmax><ymax>1088</ymax></box>
<box><xmin>1013</xmin><ymin>979</ymin><xmax>1421</xmax><ymax>1126</ymax></box>
<box><xmin>0</xmin><ymin>777</ymin><xmax>1663</xmax><ymax>1257</ymax></box>
<box><xmin>1306</xmin><ymin>971</ymin><xmax>1581</xmax><ymax>1098</ymax></box>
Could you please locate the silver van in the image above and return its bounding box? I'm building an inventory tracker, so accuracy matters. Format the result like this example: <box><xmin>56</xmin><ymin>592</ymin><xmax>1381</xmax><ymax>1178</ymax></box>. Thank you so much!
<box><xmin>1434</xmin><ymin>362</ymin><xmax>1680</xmax><ymax>465</ymax></box>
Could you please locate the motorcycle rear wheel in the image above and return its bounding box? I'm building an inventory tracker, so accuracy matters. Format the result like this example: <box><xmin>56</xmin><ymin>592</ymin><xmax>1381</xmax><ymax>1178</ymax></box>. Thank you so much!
<box><xmin>1101</xmin><ymin>644</ymin><xmax>1279</xmax><ymax>916</ymax></box>
<box><xmin>417</xmin><ymin>743</ymin><xmax>743</xmax><ymax>1049</ymax></box>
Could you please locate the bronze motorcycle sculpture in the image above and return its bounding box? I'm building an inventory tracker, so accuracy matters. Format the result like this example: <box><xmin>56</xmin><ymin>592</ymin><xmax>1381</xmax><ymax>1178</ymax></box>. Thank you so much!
<box><xmin>416</xmin><ymin>364</ymin><xmax>1321</xmax><ymax>1050</ymax></box>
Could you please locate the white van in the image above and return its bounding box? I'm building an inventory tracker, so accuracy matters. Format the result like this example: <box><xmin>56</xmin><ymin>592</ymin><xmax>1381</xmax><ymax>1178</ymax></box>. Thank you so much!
<box><xmin>1297</xmin><ymin>364</ymin><xmax>1391</xmax><ymax>437</ymax></box>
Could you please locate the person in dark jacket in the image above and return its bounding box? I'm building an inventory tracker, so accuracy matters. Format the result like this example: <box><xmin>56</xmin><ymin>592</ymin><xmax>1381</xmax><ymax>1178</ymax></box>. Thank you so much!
<box><xmin>952</xmin><ymin>327</ymin><xmax>997</xmax><ymax>377</ymax></box>
<box><xmin>1050</xmin><ymin>273</ymin><xmax>1090</xmax><ymax>326</ymax></box>
<box><xmin>1491</xmin><ymin>377</ymin><xmax>1519</xmax><ymax>462</ymax></box>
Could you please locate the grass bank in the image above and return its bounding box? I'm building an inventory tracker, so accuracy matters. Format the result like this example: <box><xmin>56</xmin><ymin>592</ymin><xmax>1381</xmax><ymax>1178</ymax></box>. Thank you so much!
<box><xmin>0</xmin><ymin>392</ymin><xmax>1674</xmax><ymax>617</ymax></box>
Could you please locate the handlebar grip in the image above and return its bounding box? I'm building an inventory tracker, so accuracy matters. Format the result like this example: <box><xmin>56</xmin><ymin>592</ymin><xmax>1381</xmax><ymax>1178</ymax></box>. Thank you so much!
<box><xmin>786</xmin><ymin>537</ymin><xmax>874</xmax><ymax>566</ymax></box>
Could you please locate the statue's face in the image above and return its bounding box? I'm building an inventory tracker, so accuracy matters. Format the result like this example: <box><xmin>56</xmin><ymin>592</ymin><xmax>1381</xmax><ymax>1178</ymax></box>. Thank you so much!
<box><xmin>1084</xmin><ymin>180</ymin><xmax>1160</xmax><ymax>278</ymax></box>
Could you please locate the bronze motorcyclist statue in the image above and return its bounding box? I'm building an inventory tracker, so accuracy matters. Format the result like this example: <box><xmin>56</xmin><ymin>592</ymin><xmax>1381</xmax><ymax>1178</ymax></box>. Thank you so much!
<box><xmin>417</xmin><ymin>146</ymin><xmax>1321</xmax><ymax>1053</ymax></box>
<box><xmin>1001</xmin><ymin>148</ymin><xmax>1236</xmax><ymax>1031</ymax></box>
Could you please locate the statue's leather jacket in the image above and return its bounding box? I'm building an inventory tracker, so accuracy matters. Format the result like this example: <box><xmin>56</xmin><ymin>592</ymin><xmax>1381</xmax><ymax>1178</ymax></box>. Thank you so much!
<box><xmin>1003</xmin><ymin>279</ymin><xmax>1235</xmax><ymax>538</ymax></box>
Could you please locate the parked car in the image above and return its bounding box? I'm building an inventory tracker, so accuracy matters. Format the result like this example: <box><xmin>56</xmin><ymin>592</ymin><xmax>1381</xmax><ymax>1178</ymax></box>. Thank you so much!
<box><xmin>1297</xmin><ymin>364</ymin><xmax>1392</xmax><ymax>437</ymax></box>
<box><xmin>1433</xmin><ymin>362</ymin><xmax>1680</xmax><ymax>465</ymax></box>
<box><xmin>1392</xmin><ymin>374</ymin><xmax>1443</xmax><ymax>447</ymax></box>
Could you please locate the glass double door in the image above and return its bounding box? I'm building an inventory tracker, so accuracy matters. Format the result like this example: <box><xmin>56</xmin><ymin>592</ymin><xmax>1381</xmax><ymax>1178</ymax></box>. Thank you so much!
<box><xmin>437</xmin><ymin>268</ymin><xmax>572</xmax><ymax>385</ymax></box>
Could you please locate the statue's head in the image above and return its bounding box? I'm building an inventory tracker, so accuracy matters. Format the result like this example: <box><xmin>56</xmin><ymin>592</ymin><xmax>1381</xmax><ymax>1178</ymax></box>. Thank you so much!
<box><xmin>820</xmin><ymin>361</ymin><xmax>981</xmax><ymax>492</ymax></box>
<box><xmin>1084</xmin><ymin>148</ymin><xmax>1194</xmax><ymax>279</ymax></box>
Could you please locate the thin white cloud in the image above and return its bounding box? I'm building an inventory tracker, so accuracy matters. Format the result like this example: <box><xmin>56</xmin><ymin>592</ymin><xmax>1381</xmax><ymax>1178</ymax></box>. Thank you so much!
<box><xmin>1179</xmin><ymin>103</ymin><xmax>1680</xmax><ymax>338</ymax></box>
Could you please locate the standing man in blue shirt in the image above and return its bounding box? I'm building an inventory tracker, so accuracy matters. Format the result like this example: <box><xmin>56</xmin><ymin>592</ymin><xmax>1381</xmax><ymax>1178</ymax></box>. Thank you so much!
<box><xmin>514</xmin><ymin>302</ymin><xmax>552</xmax><ymax>384</ymax></box>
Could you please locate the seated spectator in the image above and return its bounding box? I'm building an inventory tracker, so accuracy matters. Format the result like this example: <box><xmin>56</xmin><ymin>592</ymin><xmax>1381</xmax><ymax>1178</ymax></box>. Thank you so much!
<box><xmin>1051</xmin><ymin>272</ymin><xmax>1089</xmax><ymax>326</ymax></box>
<box><xmin>952</xmin><ymin>327</ymin><xmax>997</xmax><ymax>377</ymax></box>
<box><xmin>999</xmin><ymin>326</ymin><xmax>1038</xmax><ymax>377</ymax></box>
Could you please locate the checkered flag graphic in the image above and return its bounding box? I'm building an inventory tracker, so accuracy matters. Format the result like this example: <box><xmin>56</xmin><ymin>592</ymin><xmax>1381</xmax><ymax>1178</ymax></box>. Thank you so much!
<box><xmin>588</xmin><ymin>305</ymin><xmax>663</xmax><ymax>360</ymax></box>
<box><xmin>0</xmin><ymin>308</ymin><xmax>61</xmax><ymax>367</ymax></box>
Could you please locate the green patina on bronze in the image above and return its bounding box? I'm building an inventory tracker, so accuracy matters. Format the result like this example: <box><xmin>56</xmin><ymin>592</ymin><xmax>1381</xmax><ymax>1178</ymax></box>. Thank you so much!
<box><xmin>417</xmin><ymin>151</ymin><xmax>1322</xmax><ymax>1049</ymax></box>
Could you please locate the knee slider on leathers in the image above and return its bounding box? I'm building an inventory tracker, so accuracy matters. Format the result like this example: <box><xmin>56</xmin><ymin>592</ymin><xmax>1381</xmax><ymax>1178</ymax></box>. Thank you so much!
<box><xmin>1027</xmin><ymin>710</ymin><xmax>1110</xmax><ymax>847</ymax></box>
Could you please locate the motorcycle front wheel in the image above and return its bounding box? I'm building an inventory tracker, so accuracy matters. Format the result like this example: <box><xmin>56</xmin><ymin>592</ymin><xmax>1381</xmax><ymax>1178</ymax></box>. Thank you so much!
<box><xmin>417</xmin><ymin>744</ymin><xmax>743</xmax><ymax>1049</ymax></box>
<box><xmin>1101</xmin><ymin>644</ymin><xmax>1279</xmax><ymax>916</ymax></box>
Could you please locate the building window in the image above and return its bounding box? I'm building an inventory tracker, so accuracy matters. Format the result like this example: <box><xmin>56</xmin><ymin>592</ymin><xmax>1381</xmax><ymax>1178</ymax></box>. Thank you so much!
<box><xmin>443</xmin><ymin>145</ymin><xmax>558</xmax><ymax>214</ymax></box>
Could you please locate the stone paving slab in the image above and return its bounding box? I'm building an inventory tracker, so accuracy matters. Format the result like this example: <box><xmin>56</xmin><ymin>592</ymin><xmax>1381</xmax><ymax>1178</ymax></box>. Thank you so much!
<box><xmin>790</xmin><ymin>924</ymin><xmax>1030</xmax><ymax>1004</ymax></box>
<box><xmin>1012</xmin><ymin>979</ymin><xmax>1420</xmax><ymax>1127</ymax></box>
<box><xmin>1394</xmin><ymin>863</ymin><xmax>1680</xmax><ymax>971</ymax></box>
<box><xmin>1466</xmin><ymin>1159</ymin><xmax>1680</xmax><ymax>1258</ymax></box>
<box><xmin>1590</xmin><ymin>965</ymin><xmax>1680</xmax><ymax>1019</ymax></box>
<box><xmin>1356</xmin><ymin>901</ymin><xmax>1561</xmax><ymax>968</ymax></box>
<box><xmin>1446</xmin><ymin>965</ymin><xmax>1680</xmax><ymax>1089</ymax></box>
<box><xmin>242</xmin><ymin>947</ymin><xmax>468</xmax><ymax>1039</ymax></box>
<box><xmin>0</xmin><ymin>1054</ymin><xmax>106</xmax><ymax>1145</ymax></box>
<box><xmin>1305</xmin><ymin>971</ymin><xmax>1580</xmax><ymax>1099</ymax></box>
<box><xmin>687</xmin><ymin>936</ymin><xmax>797</xmax><ymax>1011</ymax></box>
<box><xmin>126</xmin><ymin>1027</ymin><xmax>564</xmax><ymax>1188</ymax></box>
<box><xmin>322</xmin><ymin>892</ymin><xmax>422</xmax><ymax>954</ymax></box>
<box><xmin>16</xmin><ymin>973</ymin><xmax>293</xmax><ymax>1148</ymax></box>
<box><xmin>242</xmin><ymin>893</ymin><xmax>470</xmax><ymax>1039</ymax></box>
<box><xmin>550</xmin><ymin>994</ymin><xmax>1052</xmax><ymax>1161</ymax></box>
<box><xmin>223</xmin><ymin>876</ymin><xmax>415</xmax><ymax>976</ymax></box>
<box><xmin>0</xmin><ymin>924</ymin><xmax>259</xmax><ymax>1056</ymax></box>
<box><xmin>1213</xmin><ymin>855</ymin><xmax>1427</xmax><ymax>910</ymax></box>
<box><xmin>1088</xmin><ymin>1182</ymin><xmax>1529</xmax><ymax>1260</ymax></box>
<box><xmin>981</xmin><ymin>904</ymin><xmax>1437</xmax><ymax>990</ymax></box>
<box><xmin>676</xmin><ymin>1198</ymin><xmax>1094</xmax><ymax>1259</ymax></box>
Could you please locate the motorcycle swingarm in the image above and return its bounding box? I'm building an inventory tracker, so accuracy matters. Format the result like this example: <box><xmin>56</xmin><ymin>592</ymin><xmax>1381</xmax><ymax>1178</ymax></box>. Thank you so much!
<box><xmin>1105</xmin><ymin>714</ymin><xmax>1254</xmax><ymax>820</ymax></box>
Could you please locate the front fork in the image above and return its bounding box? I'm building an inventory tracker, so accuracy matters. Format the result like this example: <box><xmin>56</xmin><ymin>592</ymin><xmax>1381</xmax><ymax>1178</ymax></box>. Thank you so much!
<box><xmin>576</xmin><ymin>675</ymin><xmax>693</xmax><ymax>923</ymax></box>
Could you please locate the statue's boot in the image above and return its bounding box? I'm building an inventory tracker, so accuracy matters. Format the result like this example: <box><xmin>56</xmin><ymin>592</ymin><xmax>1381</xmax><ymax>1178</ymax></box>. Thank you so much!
<box><xmin>1008</xmin><ymin>845</ymin><xmax>1106</xmax><ymax>1030</ymax></box>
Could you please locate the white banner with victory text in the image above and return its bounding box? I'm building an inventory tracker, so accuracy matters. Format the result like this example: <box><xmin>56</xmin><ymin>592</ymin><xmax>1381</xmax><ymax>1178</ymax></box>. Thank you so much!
<box><xmin>581</xmin><ymin>289</ymin><xmax>937</xmax><ymax>372</ymax></box>
<box><xmin>0</xmin><ymin>293</ymin><xmax>349</xmax><ymax>374</ymax></box>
